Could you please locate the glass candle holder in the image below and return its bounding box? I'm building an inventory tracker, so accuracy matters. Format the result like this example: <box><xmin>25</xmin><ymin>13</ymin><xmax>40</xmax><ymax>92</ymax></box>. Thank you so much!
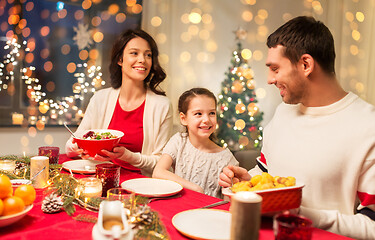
<box><xmin>274</xmin><ymin>213</ymin><xmax>313</xmax><ymax>240</ymax></box>
<box><xmin>0</xmin><ymin>159</ymin><xmax>16</xmax><ymax>172</ymax></box>
<box><xmin>96</xmin><ymin>163</ymin><xmax>121</xmax><ymax>197</ymax></box>
<box><xmin>38</xmin><ymin>146</ymin><xmax>60</xmax><ymax>164</ymax></box>
<box><xmin>75</xmin><ymin>177</ymin><xmax>103</xmax><ymax>199</ymax></box>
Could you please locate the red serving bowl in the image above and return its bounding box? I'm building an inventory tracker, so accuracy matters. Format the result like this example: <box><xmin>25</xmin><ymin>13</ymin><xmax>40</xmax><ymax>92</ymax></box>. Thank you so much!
<box><xmin>73</xmin><ymin>129</ymin><xmax>124</xmax><ymax>157</ymax></box>
<box><xmin>222</xmin><ymin>182</ymin><xmax>304</xmax><ymax>214</ymax></box>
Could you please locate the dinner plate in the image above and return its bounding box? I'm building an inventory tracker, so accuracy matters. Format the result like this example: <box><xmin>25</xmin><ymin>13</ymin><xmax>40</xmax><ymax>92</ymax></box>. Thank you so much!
<box><xmin>62</xmin><ymin>159</ymin><xmax>111</xmax><ymax>174</ymax></box>
<box><xmin>172</xmin><ymin>209</ymin><xmax>231</xmax><ymax>240</ymax></box>
<box><xmin>0</xmin><ymin>204</ymin><xmax>33</xmax><ymax>227</ymax></box>
<box><xmin>120</xmin><ymin>178</ymin><xmax>183</xmax><ymax>197</ymax></box>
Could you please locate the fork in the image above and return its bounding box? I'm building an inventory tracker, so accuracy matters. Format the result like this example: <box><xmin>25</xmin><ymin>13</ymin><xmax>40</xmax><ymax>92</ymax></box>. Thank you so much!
<box><xmin>148</xmin><ymin>194</ymin><xmax>182</xmax><ymax>203</ymax></box>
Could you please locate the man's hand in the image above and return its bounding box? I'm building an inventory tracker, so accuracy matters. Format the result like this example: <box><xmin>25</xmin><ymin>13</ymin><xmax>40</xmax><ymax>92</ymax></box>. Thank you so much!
<box><xmin>219</xmin><ymin>165</ymin><xmax>251</xmax><ymax>188</ymax></box>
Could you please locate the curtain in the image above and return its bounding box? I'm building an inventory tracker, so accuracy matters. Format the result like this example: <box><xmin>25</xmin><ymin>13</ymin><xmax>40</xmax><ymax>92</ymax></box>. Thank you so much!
<box><xmin>141</xmin><ymin>0</ymin><xmax>375</xmax><ymax>126</ymax></box>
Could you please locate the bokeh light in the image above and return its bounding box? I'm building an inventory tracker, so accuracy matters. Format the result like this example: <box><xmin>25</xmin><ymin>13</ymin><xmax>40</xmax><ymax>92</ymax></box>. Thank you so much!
<box><xmin>44</xmin><ymin>61</ymin><xmax>53</xmax><ymax>72</ymax></box>
<box><xmin>151</xmin><ymin>16</ymin><xmax>162</xmax><ymax>27</ymax></box>
<box><xmin>242</xmin><ymin>10</ymin><xmax>253</xmax><ymax>22</ymax></box>
<box><xmin>93</xmin><ymin>31</ymin><xmax>104</xmax><ymax>42</ymax></box>
<box><xmin>67</xmin><ymin>62</ymin><xmax>77</xmax><ymax>73</ymax></box>
<box><xmin>180</xmin><ymin>51</ymin><xmax>191</xmax><ymax>63</ymax></box>
<box><xmin>116</xmin><ymin>13</ymin><xmax>126</xmax><ymax>23</ymax></box>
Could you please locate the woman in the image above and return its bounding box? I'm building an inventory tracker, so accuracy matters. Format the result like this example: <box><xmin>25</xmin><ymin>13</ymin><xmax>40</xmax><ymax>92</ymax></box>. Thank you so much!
<box><xmin>65</xmin><ymin>29</ymin><xmax>173</xmax><ymax>177</ymax></box>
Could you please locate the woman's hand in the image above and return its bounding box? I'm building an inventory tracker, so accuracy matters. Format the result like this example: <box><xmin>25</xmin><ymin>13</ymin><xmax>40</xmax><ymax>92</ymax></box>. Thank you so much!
<box><xmin>94</xmin><ymin>146</ymin><xmax>132</xmax><ymax>162</ymax></box>
<box><xmin>68</xmin><ymin>139</ymin><xmax>91</xmax><ymax>159</ymax></box>
<box><xmin>219</xmin><ymin>165</ymin><xmax>251</xmax><ymax>188</ymax></box>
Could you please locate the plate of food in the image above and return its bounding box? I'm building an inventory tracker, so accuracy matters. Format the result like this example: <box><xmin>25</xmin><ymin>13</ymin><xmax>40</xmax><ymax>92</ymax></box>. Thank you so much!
<box><xmin>62</xmin><ymin>159</ymin><xmax>111</xmax><ymax>174</ymax></box>
<box><xmin>121</xmin><ymin>178</ymin><xmax>183</xmax><ymax>197</ymax></box>
<box><xmin>0</xmin><ymin>204</ymin><xmax>33</xmax><ymax>228</ymax></box>
<box><xmin>172</xmin><ymin>209</ymin><xmax>231</xmax><ymax>240</ymax></box>
<box><xmin>73</xmin><ymin>129</ymin><xmax>124</xmax><ymax>157</ymax></box>
<box><xmin>222</xmin><ymin>172</ymin><xmax>304</xmax><ymax>214</ymax></box>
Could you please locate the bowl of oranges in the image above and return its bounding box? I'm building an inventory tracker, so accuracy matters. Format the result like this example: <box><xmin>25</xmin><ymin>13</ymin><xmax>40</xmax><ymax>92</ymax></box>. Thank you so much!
<box><xmin>0</xmin><ymin>174</ymin><xmax>36</xmax><ymax>227</ymax></box>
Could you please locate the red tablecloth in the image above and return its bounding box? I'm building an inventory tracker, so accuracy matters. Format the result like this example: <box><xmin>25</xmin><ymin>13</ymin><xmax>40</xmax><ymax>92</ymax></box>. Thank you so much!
<box><xmin>1</xmin><ymin>155</ymin><xmax>354</xmax><ymax>240</ymax></box>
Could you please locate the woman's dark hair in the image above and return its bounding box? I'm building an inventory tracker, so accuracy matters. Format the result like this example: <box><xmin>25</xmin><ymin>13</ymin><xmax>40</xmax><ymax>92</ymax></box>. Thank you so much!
<box><xmin>109</xmin><ymin>29</ymin><xmax>166</xmax><ymax>95</ymax></box>
<box><xmin>267</xmin><ymin>16</ymin><xmax>336</xmax><ymax>75</ymax></box>
<box><xmin>178</xmin><ymin>87</ymin><xmax>217</xmax><ymax>140</ymax></box>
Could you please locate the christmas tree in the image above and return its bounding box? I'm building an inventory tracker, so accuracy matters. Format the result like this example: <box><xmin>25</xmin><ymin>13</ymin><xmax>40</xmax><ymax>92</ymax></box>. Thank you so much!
<box><xmin>216</xmin><ymin>28</ymin><xmax>264</xmax><ymax>151</ymax></box>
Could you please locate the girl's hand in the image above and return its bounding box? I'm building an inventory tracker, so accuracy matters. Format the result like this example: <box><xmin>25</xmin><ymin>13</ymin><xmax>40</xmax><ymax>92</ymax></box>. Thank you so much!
<box><xmin>218</xmin><ymin>165</ymin><xmax>251</xmax><ymax>188</ymax></box>
<box><xmin>192</xmin><ymin>185</ymin><xmax>204</xmax><ymax>194</ymax></box>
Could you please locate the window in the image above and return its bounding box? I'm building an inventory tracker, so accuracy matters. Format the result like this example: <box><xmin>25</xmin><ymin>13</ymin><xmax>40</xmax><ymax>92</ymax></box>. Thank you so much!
<box><xmin>0</xmin><ymin>0</ymin><xmax>143</xmax><ymax>127</ymax></box>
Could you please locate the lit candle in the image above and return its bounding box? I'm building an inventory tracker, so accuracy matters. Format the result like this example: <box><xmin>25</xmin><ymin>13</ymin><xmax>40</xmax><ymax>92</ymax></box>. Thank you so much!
<box><xmin>12</xmin><ymin>113</ymin><xmax>24</xmax><ymax>125</ymax></box>
<box><xmin>30</xmin><ymin>156</ymin><xmax>49</xmax><ymax>189</ymax></box>
<box><xmin>75</xmin><ymin>177</ymin><xmax>102</xmax><ymax>199</ymax></box>
<box><xmin>0</xmin><ymin>159</ymin><xmax>16</xmax><ymax>172</ymax></box>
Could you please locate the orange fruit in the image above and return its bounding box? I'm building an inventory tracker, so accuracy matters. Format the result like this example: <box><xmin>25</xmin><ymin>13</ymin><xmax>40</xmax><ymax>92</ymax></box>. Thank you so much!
<box><xmin>0</xmin><ymin>199</ymin><xmax>3</xmax><ymax>216</ymax></box>
<box><xmin>14</xmin><ymin>185</ymin><xmax>36</xmax><ymax>205</ymax></box>
<box><xmin>2</xmin><ymin>196</ymin><xmax>25</xmax><ymax>216</ymax></box>
<box><xmin>0</xmin><ymin>174</ymin><xmax>12</xmax><ymax>199</ymax></box>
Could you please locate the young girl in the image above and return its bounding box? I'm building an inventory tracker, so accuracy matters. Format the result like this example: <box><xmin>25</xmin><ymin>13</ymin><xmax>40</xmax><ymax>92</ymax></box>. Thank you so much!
<box><xmin>153</xmin><ymin>88</ymin><xmax>238</xmax><ymax>198</ymax></box>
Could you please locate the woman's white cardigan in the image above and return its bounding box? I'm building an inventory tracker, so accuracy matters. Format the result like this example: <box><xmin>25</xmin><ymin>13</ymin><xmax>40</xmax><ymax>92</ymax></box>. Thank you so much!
<box><xmin>65</xmin><ymin>87</ymin><xmax>173</xmax><ymax>177</ymax></box>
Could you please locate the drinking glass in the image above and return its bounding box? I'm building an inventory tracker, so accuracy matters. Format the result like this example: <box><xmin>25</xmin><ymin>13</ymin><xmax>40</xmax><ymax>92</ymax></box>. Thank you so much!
<box><xmin>38</xmin><ymin>146</ymin><xmax>60</xmax><ymax>164</ymax></box>
<box><xmin>96</xmin><ymin>163</ymin><xmax>121</xmax><ymax>197</ymax></box>
<box><xmin>107</xmin><ymin>188</ymin><xmax>135</xmax><ymax>215</ymax></box>
<box><xmin>274</xmin><ymin>213</ymin><xmax>313</xmax><ymax>240</ymax></box>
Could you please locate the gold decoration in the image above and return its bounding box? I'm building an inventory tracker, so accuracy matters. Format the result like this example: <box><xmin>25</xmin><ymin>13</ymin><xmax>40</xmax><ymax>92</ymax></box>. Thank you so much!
<box><xmin>244</xmin><ymin>69</ymin><xmax>253</xmax><ymax>80</ymax></box>
<box><xmin>234</xmin><ymin>27</ymin><xmax>248</xmax><ymax>40</ymax></box>
<box><xmin>235</xmin><ymin>119</ymin><xmax>246</xmax><ymax>130</ymax></box>
<box><xmin>247</xmin><ymin>103</ymin><xmax>258</xmax><ymax>116</ymax></box>
<box><xmin>232</xmin><ymin>80</ymin><xmax>243</xmax><ymax>94</ymax></box>
<box><xmin>238</xmin><ymin>136</ymin><xmax>249</xmax><ymax>146</ymax></box>
<box><xmin>235</xmin><ymin>103</ymin><xmax>246</xmax><ymax>114</ymax></box>
<box><xmin>247</xmin><ymin>79</ymin><xmax>255</xmax><ymax>89</ymax></box>
<box><xmin>236</xmin><ymin>67</ymin><xmax>243</xmax><ymax>77</ymax></box>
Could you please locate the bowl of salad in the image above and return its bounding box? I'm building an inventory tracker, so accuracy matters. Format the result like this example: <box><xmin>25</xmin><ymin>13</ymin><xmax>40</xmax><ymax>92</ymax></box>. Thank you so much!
<box><xmin>73</xmin><ymin>129</ymin><xmax>124</xmax><ymax>157</ymax></box>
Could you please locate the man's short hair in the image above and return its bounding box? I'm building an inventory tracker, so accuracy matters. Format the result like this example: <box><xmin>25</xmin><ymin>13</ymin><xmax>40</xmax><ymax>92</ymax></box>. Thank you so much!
<box><xmin>267</xmin><ymin>16</ymin><xmax>336</xmax><ymax>74</ymax></box>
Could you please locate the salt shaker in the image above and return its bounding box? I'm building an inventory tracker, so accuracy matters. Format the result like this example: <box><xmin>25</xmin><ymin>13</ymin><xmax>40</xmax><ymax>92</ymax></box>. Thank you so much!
<box><xmin>230</xmin><ymin>191</ymin><xmax>262</xmax><ymax>240</ymax></box>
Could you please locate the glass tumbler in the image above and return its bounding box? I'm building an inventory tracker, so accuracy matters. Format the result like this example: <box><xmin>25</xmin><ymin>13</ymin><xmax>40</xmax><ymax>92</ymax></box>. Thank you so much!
<box><xmin>96</xmin><ymin>163</ymin><xmax>121</xmax><ymax>197</ymax></box>
<box><xmin>274</xmin><ymin>213</ymin><xmax>313</xmax><ymax>240</ymax></box>
<box><xmin>38</xmin><ymin>146</ymin><xmax>60</xmax><ymax>164</ymax></box>
<box><xmin>107</xmin><ymin>188</ymin><xmax>135</xmax><ymax>215</ymax></box>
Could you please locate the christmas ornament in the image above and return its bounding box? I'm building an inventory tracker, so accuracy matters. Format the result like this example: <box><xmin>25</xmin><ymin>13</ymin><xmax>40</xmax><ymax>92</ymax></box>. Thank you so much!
<box><xmin>41</xmin><ymin>193</ymin><xmax>64</xmax><ymax>213</ymax></box>
<box><xmin>234</xmin><ymin>27</ymin><xmax>248</xmax><ymax>40</ymax></box>
<box><xmin>73</xmin><ymin>23</ymin><xmax>94</xmax><ymax>50</ymax></box>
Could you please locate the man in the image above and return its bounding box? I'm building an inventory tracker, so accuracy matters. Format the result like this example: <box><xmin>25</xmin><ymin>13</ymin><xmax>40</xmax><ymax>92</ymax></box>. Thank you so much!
<box><xmin>219</xmin><ymin>16</ymin><xmax>375</xmax><ymax>239</ymax></box>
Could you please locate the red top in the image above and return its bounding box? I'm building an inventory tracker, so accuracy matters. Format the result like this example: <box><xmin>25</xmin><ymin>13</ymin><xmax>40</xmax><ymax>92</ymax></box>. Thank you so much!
<box><xmin>108</xmin><ymin>98</ymin><xmax>145</xmax><ymax>171</ymax></box>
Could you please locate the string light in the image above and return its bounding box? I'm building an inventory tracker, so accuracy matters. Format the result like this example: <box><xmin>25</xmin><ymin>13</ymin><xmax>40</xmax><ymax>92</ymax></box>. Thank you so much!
<box><xmin>0</xmin><ymin>38</ymin><xmax>103</xmax><ymax>125</ymax></box>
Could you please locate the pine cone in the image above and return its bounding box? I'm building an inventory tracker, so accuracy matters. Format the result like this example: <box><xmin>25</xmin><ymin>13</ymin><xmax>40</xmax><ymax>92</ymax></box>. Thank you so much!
<box><xmin>41</xmin><ymin>193</ymin><xmax>64</xmax><ymax>214</ymax></box>
<box><xmin>133</xmin><ymin>205</ymin><xmax>153</xmax><ymax>224</ymax></box>
<box><xmin>15</xmin><ymin>161</ymin><xmax>27</xmax><ymax>172</ymax></box>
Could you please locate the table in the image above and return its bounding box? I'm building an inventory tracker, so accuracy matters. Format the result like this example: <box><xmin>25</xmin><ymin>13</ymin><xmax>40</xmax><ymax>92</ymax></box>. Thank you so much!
<box><xmin>1</xmin><ymin>155</ymin><xmax>354</xmax><ymax>240</ymax></box>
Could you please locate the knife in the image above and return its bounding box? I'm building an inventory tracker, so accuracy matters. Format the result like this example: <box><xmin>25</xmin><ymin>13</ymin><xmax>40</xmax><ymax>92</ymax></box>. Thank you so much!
<box><xmin>200</xmin><ymin>200</ymin><xmax>229</xmax><ymax>209</ymax></box>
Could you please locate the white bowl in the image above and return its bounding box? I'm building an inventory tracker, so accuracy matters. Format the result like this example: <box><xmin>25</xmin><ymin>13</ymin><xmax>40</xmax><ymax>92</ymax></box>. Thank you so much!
<box><xmin>0</xmin><ymin>204</ymin><xmax>33</xmax><ymax>228</ymax></box>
